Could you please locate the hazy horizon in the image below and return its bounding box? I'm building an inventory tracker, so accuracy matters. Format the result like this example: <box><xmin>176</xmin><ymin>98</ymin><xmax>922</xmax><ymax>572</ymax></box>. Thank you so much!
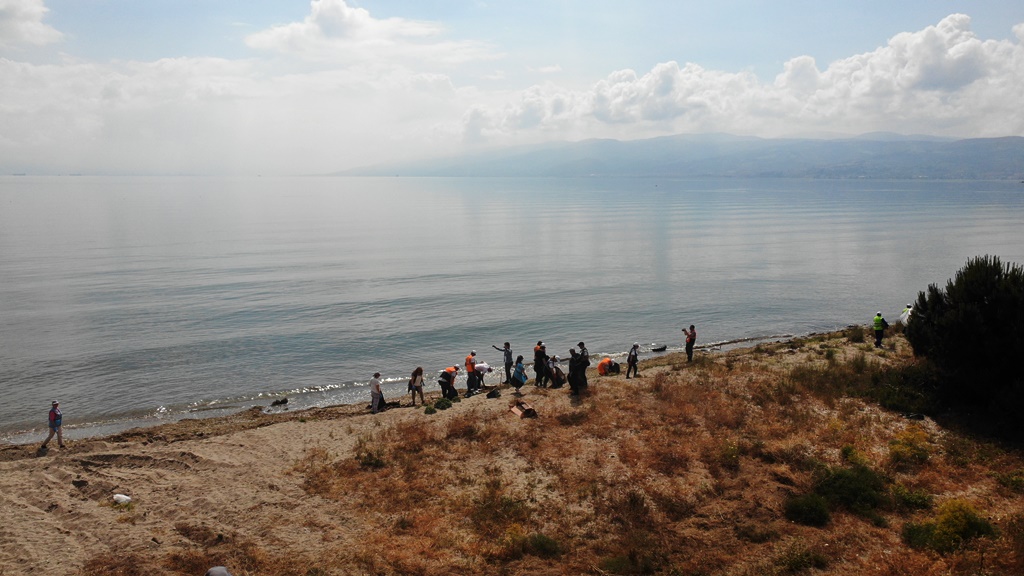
<box><xmin>2</xmin><ymin>1</ymin><xmax>1023</xmax><ymax>176</ymax></box>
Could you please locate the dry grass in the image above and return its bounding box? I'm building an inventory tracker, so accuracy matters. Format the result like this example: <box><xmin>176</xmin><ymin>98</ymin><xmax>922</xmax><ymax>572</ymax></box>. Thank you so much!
<box><xmin>77</xmin><ymin>332</ymin><xmax>1024</xmax><ymax>575</ymax></box>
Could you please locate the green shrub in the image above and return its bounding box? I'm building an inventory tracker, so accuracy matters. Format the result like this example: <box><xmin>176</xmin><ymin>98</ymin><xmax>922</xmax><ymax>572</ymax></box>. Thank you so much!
<box><xmin>814</xmin><ymin>463</ymin><xmax>888</xmax><ymax>517</ymax></box>
<box><xmin>902</xmin><ymin>500</ymin><xmax>997</xmax><ymax>553</ymax></box>
<box><xmin>905</xmin><ymin>256</ymin><xmax>1024</xmax><ymax>434</ymax></box>
<box><xmin>774</xmin><ymin>545</ymin><xmax>829</xmax><ymax>574</ymax></box>
<box><xmin>784</xmin><ymin>493</ymin><xmax>831</xmax><ymax>527</ymax></box>
<box><xmin>424</xmin><ymin>405</ymin><xmax>437</xmax><ymax>415</ymax></box>
<box><xmin>888</xmin><ymin>427</ymin><xmax>931</xmax><ymax>468</ymax></box>
<box><xmin>433</xmin><ymin>398</ymin><xmax>452</xmax><ymax>410</ymax></box>
<box><xmin>846</xmin><ymin>327</ymin><xmax>865</xmax><ymax>343</ymax></box>
<box><xmin>995</xmin><ymin>469</ymin><xmax>1024</xmax><ymax>493</ymax></box>
<box><xmin>891</xmin><ymin>484</ymin><xmax>933</xmax><ymax>511</ymax></box>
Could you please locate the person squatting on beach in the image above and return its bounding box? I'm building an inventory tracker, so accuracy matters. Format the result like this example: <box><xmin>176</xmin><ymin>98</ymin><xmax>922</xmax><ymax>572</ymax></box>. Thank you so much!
<box><xmin>493</xmin><ymin>342</ymin><xmax>513</xmax><ymax>384</ymax></box>
<box><xmin>409</xmin><ymin>367</ymin><xmax>426</xmax><ymax>406</ymax></box>
<box><xmin>548</xmin><ymin>355</ymin><xmax>566</xmax><ymax>388</ymax></box>
<box><xmin>873</xmin><ymin>312</ymin><xmax>889</xmax><ymax>348</ymax></box>
<box><xmin>438</xmin><ymin>365</ymin><xmax>460</xmax><ymax>399</ymax></box>
<box><xmin>369</xmin><ymin>373</ymin><xmax>384</xmax><ymax>414</ymax></box>
<box><xmin>470</xmin><ymin>362</ymin><xmax>493</xmax><ymax>397</ymax></box>
<box><xmin>597</xmin><ymin>357</ymin><xmax>620</xmax><ymax>376</ymax></box>
<box><xmin>41</xmin><ymin>400</ymin><xmax>64</xmax><ymax>450</ymax></box>
<box><xmin>533</xmin><ymin>341</ymin><xmax>549</xmax><ymax>387</ymax></box>
<box><xmin>626</xmin><ymin>343</ymin><xmax>641</xmax><ymax>378</ymax></box>
<box><xmin>682</xmin><ymin>325</ymin><xmax>697</xmax><ymax>362</ymax></box>
<box><xmin>511</xmin><ymin>355</ymin><xmax>528</xmax><ymax>393</ymax></box>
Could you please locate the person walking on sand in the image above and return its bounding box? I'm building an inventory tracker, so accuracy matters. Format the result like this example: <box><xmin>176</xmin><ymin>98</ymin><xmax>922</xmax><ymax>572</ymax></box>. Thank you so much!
<box><xmin>493</xmin><ymin>342</ymin><xmax>513</xmax><ymax>384</ymax></box>
<box><xmin>409</xmin><ymin>367</ymin><xmax>426</xmax><ymax>407</ymax></box>
<box><xmin>41</xmin><ymin>400</ymin><xmax>64</xmax><ymax>450</ymax></box>
<box><xmin>626</xmin><ymin>343</ymin><xmax>641</xmax><ymax>379</ymax></box>
<box><xmin>682</xmin><ymin>325</ymin><xmax>697</xmax><ymax>362</ymax></box>
<box><xmin>369</xmin><ymin>373</ymin><xmax>384</xmax><ymax>413</ymax></box>
<box><xmin>873</xmin><ymin>312</ymin><xmax>889</xmax><ymax>348</ymax></box>
<box><xmin>511</xmin><ymin>355</ymin><xmax>528</xmax><ymax>394</ymax></box>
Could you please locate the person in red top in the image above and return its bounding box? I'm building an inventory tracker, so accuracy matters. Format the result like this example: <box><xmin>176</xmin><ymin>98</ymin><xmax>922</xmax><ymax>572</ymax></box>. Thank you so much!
<box><xmin>682</xmin><ymin>325</ymin><xmax>697</xmax><ymax>362</ymax></box>
<box><xmin>42</xmin><ymin>400</ymin><xmax>64</xmax><ymax>450</ymax></box>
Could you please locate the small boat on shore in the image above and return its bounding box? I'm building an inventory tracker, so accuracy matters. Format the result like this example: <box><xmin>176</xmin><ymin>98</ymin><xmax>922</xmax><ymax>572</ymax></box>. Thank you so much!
<box><xmin>650</xmin><ymin>345</ymin><xmax>667</xmax><ymax>352</ymax></box>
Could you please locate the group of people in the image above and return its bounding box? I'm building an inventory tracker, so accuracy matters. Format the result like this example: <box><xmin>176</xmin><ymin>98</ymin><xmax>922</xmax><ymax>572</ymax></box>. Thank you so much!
<box><xmin>378</xmin><ymin>328</ymin><xmax>700</xmax><ymax>412</ymax></box>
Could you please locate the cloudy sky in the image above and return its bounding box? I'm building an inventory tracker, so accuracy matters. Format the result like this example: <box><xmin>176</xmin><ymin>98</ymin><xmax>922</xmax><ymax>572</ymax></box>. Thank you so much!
<box><xmin>2</xmin><ymin>0</ymin><xmax>1023</xmax><ymax>175</ymax></box>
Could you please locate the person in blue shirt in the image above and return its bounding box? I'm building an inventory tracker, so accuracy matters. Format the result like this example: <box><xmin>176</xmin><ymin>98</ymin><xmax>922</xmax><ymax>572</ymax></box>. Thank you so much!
<box><xmin>41</xmin><ymin>400</ymin><xmax>64</xmax><ymax>450</ymax></box>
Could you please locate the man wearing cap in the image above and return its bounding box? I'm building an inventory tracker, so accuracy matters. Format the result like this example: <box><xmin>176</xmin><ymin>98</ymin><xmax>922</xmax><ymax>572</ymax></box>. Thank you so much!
<box><xmin>369</xmin><ymin>373</ymin><xmax>384</xmax><ymax>413</ymax></box>
<box><xmin>626</xmin><ymin>343</ymin><xmax>641</xmax><ymax>379</ymax></box>
<box><xmin>41</xmin><ymin>401</ymin><xmax>64</xmax><ymax>450</ymax></box>
<box><xmin>438</xmin><ymin>365</ymin><xmax>459</xmax><ymax>400</ymax></box>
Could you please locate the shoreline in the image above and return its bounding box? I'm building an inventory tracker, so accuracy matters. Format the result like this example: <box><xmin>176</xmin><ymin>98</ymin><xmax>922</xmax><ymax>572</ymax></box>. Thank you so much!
<box><xmin>0</xmin><ymin>329</ymin><xmax>815</xmax><ymax>447</ymax></box>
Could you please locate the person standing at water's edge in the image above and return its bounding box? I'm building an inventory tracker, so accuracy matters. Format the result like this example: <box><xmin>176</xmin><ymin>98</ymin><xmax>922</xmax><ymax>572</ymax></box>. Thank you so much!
<box><xmin>873</xmin><ymin>312</ymin><xmax>889</xmax><ymax>348</ymax></box>
<box><xmin>465</xmin><ymin>350</ymin><xmax>478</xmax><ymax>394</ymax></box>
<box><xmin>41</xmin><ymin>400</ymin><xmax>64</xmax><ymax>449</ymax></box>
<box><xmin>626</xmin><ymin>343</ymin><xmax>641</xmax><ymax>378</ymax></box>
<box><xmin>369</xmin><ymin>373</ymin><xmax>384</xmax><ymax>413</ymax></box>
<box><xmin>409</xmin><ymin>367</ymin><xmax>426</xmax><ymax>407</ymax></box>
<box><xmin>682</xmin><ymin>325</ymin><xmax>697</xmax><ymax>362</ymax></box>
<box><xmin>493</xmin><ymin>342</ymin><xmax>513</xmax><ymax>384</ymax></box>
<box><xmin>576</xmin><ymin>342</ymin><xmax>590</xmax><ymax>391</ymax></box>
<box><xmin>533</xmin><ymin>342</ymin><xmax>549</xmax><ymax>387</ymax></box>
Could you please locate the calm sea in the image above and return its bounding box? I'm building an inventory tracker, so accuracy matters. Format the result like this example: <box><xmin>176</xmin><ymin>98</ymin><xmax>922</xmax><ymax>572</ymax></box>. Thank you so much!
<box><xmin>2</xmin><ymin>176</ymin><xmax>1023</xmax><ymax>442</ymax></box>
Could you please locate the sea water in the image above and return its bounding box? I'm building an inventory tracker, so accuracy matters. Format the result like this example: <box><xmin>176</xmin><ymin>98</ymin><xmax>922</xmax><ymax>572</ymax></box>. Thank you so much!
<box><xmin>2</xmin><ymin>176</ymin><xmax>1023</xmax><ymax>441</ymax></box>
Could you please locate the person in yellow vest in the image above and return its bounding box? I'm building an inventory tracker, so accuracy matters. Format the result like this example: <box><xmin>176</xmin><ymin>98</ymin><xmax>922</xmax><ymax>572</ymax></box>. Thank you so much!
<box><xmin>873</xmin><ymin>312</ymin><xmax>889</xmax><ymax>348</ymax></box>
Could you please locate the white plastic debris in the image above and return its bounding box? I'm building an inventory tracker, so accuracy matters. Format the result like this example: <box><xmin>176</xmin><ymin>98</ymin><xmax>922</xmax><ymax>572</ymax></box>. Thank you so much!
<box><xmin>113</xmin><ymin>494</ymin><xmax>132</xmax><ymax>505</ymax></box>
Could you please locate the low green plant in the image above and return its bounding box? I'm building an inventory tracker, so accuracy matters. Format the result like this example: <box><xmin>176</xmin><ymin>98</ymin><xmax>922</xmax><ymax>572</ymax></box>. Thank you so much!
<box><xmin>846</xmin><ymin>327</ymin><xmax>865</xmax><ymax>343</ymax></box>
<box><xmin>888</xmin><ymin>427</ymin><xmax>931</xmax><ymax>468</ymax></box>
<box><xmin>774</xmin><ymin>545</ymin><xmax>829</xmax><ymax>574</ymax></box>
<box><xmin>994</xmin><ymin>469</ymin><xmax>1024</xmax><ymax>493</ymax></box>
<box><xmin>814</xmin><ymin>463</ymin><xmax>888</xmax><ymax>517</ymax></box>
<box><xmin>784</xmin><ymin>493</ymin><xmax>830</xmax><ymax>527</ymax></box>
<box><xmin>433</xmin><ymin>398</ymin><xmax>452</xmax><ymax>410</ymax></box>
<box><xmin>424</xmin><ymin>405</ymin><xmax>437</xmax><ymax>414</ymax></box>
<box><xmin>902</xmin><ymin>500</ymin><xmax>996</xmax><ymax>553</ymax></box>
<box><xmin>891</xmin><ymin>484</ymin><xmax>933</xmax><ymax>511</ymax></box>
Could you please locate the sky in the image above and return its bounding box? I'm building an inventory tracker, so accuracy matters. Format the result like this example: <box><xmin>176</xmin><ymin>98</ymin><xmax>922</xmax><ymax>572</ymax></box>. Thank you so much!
<box><xmin>1</xmin><ymin>0</ymin><xmax>1023</xmax><ymax>175</ymax></box>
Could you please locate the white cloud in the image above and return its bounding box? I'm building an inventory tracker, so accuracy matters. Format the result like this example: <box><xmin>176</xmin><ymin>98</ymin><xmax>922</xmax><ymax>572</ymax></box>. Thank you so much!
<box><xmin>0</xmin><ymin>0</ymin><xmax>61</xmax><ymax>49</ymax></box>
<box><xmin>245</xmin><ymin>0</ymin><xmax>495</xmax><ymax>67</ymax></box>
<box><xmin>469</xmin><ymin>14</ymin><xmax>1024</xmax><ymax>143</ymax></box>
<box><xmin>2</xmin><ymin>9</ymin><xmax>1023</xmax><ymax>175</ymax></box>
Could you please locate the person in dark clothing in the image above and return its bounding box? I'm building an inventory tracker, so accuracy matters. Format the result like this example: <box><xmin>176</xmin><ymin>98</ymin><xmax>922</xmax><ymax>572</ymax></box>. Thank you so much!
<box><xmin>682</xmin><ymin>325</ymin><xmax>697</xmax><ymax>362</ymax></box>
<box><xmin>438</xmin><ymin>365</ymin><xmax>460</xmax><ymax>399</ymax></box>
<box><xmin>493</xmin><ymin>342</ymin><xmax>513</xmax><ymax>384</ymax></box>
<box><xmin>567</xmin><ymin>349</ymin><xmax>583</xmax><ymax>395</ymax></box>
<box><xmin>533</xmin><ymin>341</ymin><xmax>549</xmax><ymax>387</ymax></box>
<box><xmin>626</xmin><ymin>343</ymin><xmax>641</xmax><ymax>379</ymax></box>
<box><xmin>576</xmin><ymin>342</ymin><xmax>590</xmax><ymax>390</ymax></box>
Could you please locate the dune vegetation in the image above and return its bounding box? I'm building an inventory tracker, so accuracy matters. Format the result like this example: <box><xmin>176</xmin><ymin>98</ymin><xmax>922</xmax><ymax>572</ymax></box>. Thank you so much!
<box><xmin>4</xmin><ymin>329</ymin><xmax>1024</xmax><ymax>575</ymax></box>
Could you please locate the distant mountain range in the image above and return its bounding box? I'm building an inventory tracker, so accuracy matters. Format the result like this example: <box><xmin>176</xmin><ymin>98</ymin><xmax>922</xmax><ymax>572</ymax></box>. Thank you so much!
<box><xmin>340</xmin><ymin>133</ymin><xmax>1024</xmax><ymax>180</ymax></box>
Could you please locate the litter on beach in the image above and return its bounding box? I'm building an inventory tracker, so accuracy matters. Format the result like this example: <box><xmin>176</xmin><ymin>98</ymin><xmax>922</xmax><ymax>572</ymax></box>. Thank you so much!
<box><xmin>113</xmin><ymin>494</ymin><xmax>132</xmax><ymax>505</ymax></box>
<box><xmin>509</xmin><ymin>400</ymin><xmax>537</xmax><ymax>418</ymax></box>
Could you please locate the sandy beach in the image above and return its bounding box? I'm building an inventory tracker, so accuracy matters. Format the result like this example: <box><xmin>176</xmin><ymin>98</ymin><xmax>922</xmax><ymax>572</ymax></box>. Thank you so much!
<box><xmin>3</xmin><ymin>333</ymin><xmax>1023</xmax><ymax>575</ymax></box>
